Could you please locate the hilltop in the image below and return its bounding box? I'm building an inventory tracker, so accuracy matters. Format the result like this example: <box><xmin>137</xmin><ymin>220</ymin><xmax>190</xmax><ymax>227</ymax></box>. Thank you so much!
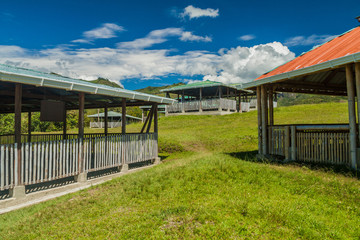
<box><xmin>136</xmin><ymin>82</ymin><xmax>184</xmax><ymax>96</ymax></box>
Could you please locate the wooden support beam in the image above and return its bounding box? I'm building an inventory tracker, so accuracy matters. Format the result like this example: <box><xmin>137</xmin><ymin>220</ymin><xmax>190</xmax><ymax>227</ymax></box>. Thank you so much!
<box><xmin>63</xmin><ymin>108</ymin><xmax>67</xmax><ymax>140</ymax></box>
<box><xmin>141</xmin><ymin>107</ymin><xmax>154</xmax><ymax>133</ymax></box>
<box><xmin>199</xmin><ymin>88</ymin><xmax>203</xmax><ymax>112</ymax></box>
<box><xmin>78</xmin><ymin>92</ymin><xmax>85</xmax><ymax>174</ymax></box>
<box><xmin>291</xmin><ymin>126</ymin><xmax>296</xmax><ymax>161</ymax></box>
<box><xmin>154</xmin><ymin>104</ymin><xmax>158</xmax><ymax>133</ymax></box>
<box><xmin>256</xmin><ymin>87</ymin><xmax>262</xmax><ymax>155</ymax></box>
<box><xmin>146</xmin><ymin>105</ymin><xmax>154</xmax><ymax>133</ymax></box>
<box><xmin>268</xmin><ymin>88</ymin><xmax>274</xmax><ymax>126</ymax></box>
<box><xmin>15</xmin><ymin>83</ymin><xmax>22</xmax><ymax>185</ymax></box>
<box><xmin>355</xmin><ymin>62</ymin><xmax>360</xmax><ymax>149</ymax></box>
<box><xmin>346</xmin><ymin>64</ymin><xmax>357</xmax><ymax>170</ymax></box>
<box><xmin>122</xmin><ymin>98</ymin><xmax>126</xmax><ymax>134</ymax></box>
<box><xmin>104</xmin><ymin>105</ymin><xmax>108</xmax><ymax>136</ymax></box>
<box><xmin>238</xmin><ymin>92</ymin><xmax>242</xmax><ymax>113</ymax></box>
<box><xmin>261</xmin><ymin>85</ymin><xmax>268</xmax><ymax>155</ymax></box>
<box><xmin>28</xmin><ymin>111</ymin><xmax>31</xmax><ymax>143</ymax></box>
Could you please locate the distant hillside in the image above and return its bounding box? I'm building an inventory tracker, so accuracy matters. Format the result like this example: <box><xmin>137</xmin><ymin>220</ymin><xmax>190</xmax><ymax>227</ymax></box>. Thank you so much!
<box><xmin>49</xmin><ymin>73</ymin><xmax>123</xmax><ymax>89</ymax></box>
<box><xmin>277</xmin><ymin>93</ymin><xmax>346</xmax><ymax>106</ymax></box>
<box><xmin>90</xmin><ymin>77</ymin><xmax>123</xmax><ymax>89</ymax></box>
<box><xmin>136</xmin><ymin>82</ymin><xmax>185</xmax><ymax>96</ymax></box>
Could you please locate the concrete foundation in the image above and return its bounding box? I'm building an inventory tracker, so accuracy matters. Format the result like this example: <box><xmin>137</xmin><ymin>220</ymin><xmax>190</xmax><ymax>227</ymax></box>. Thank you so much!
<box><xmin>120</xmin><ymin>164</ymin><xmax>128</xmax><ymax>173</ymax></box>
<box><xmin>9</xmin><ymin>185</ymin><xmax>26</xmax><ymax>199</ymax></box>
<box><xmin>153</xmin><ymin>157</ymin><xmax>161</xmax><ymax>165</ymax></box>
<box><xmin>74</xmin><ymin>172</ymin><xmax>87</xmax><ymax>183</ymax></box>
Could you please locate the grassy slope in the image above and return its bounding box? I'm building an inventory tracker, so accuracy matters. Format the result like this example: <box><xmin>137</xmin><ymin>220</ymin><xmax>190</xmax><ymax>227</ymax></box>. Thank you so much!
<box><xmin>1</xmin><ymin>102</ymin><xmax>360</xmax><ymax>239</ymax></box>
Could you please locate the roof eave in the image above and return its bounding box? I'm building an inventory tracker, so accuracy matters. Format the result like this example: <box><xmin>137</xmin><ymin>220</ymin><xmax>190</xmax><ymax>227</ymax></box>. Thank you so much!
<box><xmin>243</xmin><ymin>52</ymin><xmax>360</xmax><ymax>89</ymax></box>
<box><xmin>0</xmin><ymin>70</ymin><xmax>176</xmax><ymax>105</ymax></box>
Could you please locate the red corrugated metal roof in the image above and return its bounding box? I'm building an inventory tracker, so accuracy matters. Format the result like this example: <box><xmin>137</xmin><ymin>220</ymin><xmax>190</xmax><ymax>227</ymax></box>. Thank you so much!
<box><xmin>256</xmin><ymin>26</ymin><xmax>360</xmax><ymax>81</ymax></box>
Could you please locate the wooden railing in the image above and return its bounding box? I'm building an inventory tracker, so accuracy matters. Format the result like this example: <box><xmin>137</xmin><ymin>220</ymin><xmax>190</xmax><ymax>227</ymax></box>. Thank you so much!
<box><xmin>90</xmin><ymin>122</ymin><xmax>121</xmax><ymax>128</ymax></box>
<box><xmin>268</xmin><ymin>126</ymin><xmax>287</xmax><ymax>156</ymax></box>
<box><xmin>267</xmin><ymin>124</ymin><xmax>350</xmax><ymax>166</ymax></box>
<box><xmin>21</xmin><ymin>139</ymin><xmax>80</xmax><ymax>185</ymax></box>
<box><xmin>0</xmin><ymin>133</ymin><xmax>121</xmax><ymax>145</ymax></box>
<box><xmin>167</xmin><ymin>98</ymin><xmax>237</xmax><ymax>113</ymax></box>
<box><xmin>0</xmin><ymin>133</ymin><xmax>158</xmax><ymax>190</ymax></box>
<box><xmin>0</xmin><ymin>144</ymin><xmax>17</xmax><ymax>190</ymax></box>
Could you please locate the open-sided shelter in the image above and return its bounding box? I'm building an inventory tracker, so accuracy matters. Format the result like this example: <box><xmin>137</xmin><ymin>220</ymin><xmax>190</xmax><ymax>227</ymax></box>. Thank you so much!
<box><xmin>88</xmin><ymin>111</ymin><xmax>142</xmax><ymax>128</ymax></box>
<box><xmin>243</xmin><ymin>26</ymin><xmax>360</xmax><ymax>170</ymax></box>
<box><xmin>161</xmin><ymin>80</ymin><xmax>254</xmax><ymax>116</ymax></box>
<box><xmin>0</xmin><ymin>64</ymin><xmax>175</xmax><ymax>199</ymax></box>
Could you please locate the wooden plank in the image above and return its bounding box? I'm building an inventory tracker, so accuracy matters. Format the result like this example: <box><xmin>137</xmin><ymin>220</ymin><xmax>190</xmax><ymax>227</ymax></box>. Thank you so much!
<box><xmin>346</xmin><ymin>64</ymin><xmax>357</xmax><ymax>169</ymax></box>
<box><xmin>261</xmin><ymin>86</ymin><xmax>268</xmax><ymax>154</ymax></box>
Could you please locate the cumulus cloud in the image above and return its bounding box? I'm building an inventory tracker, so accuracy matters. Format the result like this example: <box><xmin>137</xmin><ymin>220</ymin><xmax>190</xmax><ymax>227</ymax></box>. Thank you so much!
<box><xmin>284</xmin><ymin>34</ymin><xmax>337</xmax><ymax>47</ymax></box>
<box><xmin>203</xmin><ymin>42</ymin><xmax>295</xmax><ymax>84</ymax></box>
<box><xmin>238</xmin><ymin>34</ymin><xmax>256</xmax><ymax>41</ymax></box>
<box><xmin>180</xmin><ymin>31</ymin><xmax>212</xmax><ymax>42</ymax></box>
<box><xmin>72</xmin><ymin>23</ymin><xmax>125</xmax><ymax>44</ymax></box>
<box><xmin>181</xmin><ymin>5</ymin><xmax>219</xmax><ymax>19</ymax></box>
<box><xmin>117</xmin><ymin>28</ymin><xmax>211</xmax><ymax>49</ymax></box>
<box><xmin>0</xmin><ymin>40</ymin><xmax>294</xmax><ymax>86</ymax></box>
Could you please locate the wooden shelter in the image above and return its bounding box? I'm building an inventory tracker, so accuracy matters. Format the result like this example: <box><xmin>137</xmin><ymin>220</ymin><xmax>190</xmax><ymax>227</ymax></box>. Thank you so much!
<box><xmin>243</xmin><ymin>26</ymin><xmax>360</xmax><ymax>170</ymax></box>
<box><xmin>88</xmin><ymin>111</ymin><xmax>142</xmax><ymax>128</ymax></box>
<box><xmin>161</xmin><ymin>80</ymin><xmax>254</xmax><ymax>116</ymax></box>
<box><xmin>0</xmin><ymin>63</ymin><xmax>175</xmax><ymax>199</ymax></box>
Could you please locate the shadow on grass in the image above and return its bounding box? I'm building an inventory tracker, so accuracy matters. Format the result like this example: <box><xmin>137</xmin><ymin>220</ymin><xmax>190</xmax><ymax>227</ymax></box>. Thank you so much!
<box><xmin>227</xmin><ymin>151</ymin><xmax>358</xmax><ymax>178</ymax></box>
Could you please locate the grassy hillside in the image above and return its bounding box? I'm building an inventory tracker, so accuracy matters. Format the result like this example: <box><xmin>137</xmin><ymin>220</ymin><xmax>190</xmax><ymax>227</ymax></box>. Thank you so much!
<box><xmin>1</xmin><ymin>102</ymin><xmax>360</xmax><ymax>239</ymax></box>
<box><xmin>136</xmin><ymin>82</ymin><xmax>184</xmax><ymax>96</ymax></box>
<box><xmin>277</xmin><ymin>92</ymin><xmax>346</xmax><ymax>106</ymax></box>
<box><xmin>90</xmin><ymin>77</ymin><xmax>123</xmax><ymax>88</ymax></box>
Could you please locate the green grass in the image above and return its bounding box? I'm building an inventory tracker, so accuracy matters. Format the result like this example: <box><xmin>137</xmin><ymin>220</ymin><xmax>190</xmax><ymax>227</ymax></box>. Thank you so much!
<box><xmin>1</xmin><ymin>102</ymin><xmax>360</xmax><ymax>239</ymax></box>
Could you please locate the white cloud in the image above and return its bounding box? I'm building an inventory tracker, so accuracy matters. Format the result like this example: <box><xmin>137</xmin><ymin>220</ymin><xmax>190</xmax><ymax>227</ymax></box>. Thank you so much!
<box><xmin>284</xmin><ymin>34</ymin><xmax>337</xmax><ymax>47</ymax></box>
<box><xmin>72</xmin><ymin>23</ymin><xmax>125</xmax><ymax>44</ymax></box>
<box><xmin>180</xmin><ymin>31</ymin><xmax>212</xmax><ymax>42</ymax></box>
<box><xmin>0</xmin><ymin>40</ymin><xmax>294</xmax><ymax>87</ymax></box>
<box><xmin>181</xmin><ymin>5</ymin><xmax>219</xmax><ymax>19</ymax></box>
<box><xmin>238</xmin><ymin>34</ymin><xmax>256</xmax><ymax>41</ymax></box>
<box><xmin>203</xmin><ymin>42</ymin><xmax>295</xmax><ymax>84</ymax></box>
<box><xmin>117</xmin><ymin>28</ymin><xmax>211</xmax><ymax>49</ymax></box>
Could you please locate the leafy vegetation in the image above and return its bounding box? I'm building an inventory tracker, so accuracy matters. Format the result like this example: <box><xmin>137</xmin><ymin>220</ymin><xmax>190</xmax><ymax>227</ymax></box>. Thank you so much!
<box><xmin>1</xmin><ymin>102</ymin><xmax>360</xmax><ymax>239</ymax></box>
<box><xmin>277</xmin><ymin>92</ymin><xmax>346</xmax><ymax>106</ymax></box>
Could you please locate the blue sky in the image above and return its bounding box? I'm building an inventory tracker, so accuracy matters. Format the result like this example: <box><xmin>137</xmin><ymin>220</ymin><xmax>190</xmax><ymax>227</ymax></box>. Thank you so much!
<box><xmin>0</xmin><ymin>0</ymin><xmax>359</xmax><ymax>89</ymax></box>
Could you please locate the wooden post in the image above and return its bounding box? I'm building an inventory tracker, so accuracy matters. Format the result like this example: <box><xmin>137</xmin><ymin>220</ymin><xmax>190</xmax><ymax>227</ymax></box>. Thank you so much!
<box><xmin>218</xmin><ymin>86</ymin><xmax>222</xmax><ymax>112</ymax></box>
<box><xmin>28</xmin><ymin>111</ymin><xmax>31</xmax><ymax>143</ymax></box>
<box><xmin>154</xmin><ymin>104</ymin><xmax>158</xmax><ymax>133</ymax></box>
<box><xmin>257</xmin><ymin>87</ymin><xmax>262</xmax><ymax>155</ymax></box>
<box><xmin>238</xmin><ymin>92</ymin><xmax>242</xmax><ymax>113</ymax></box>
<box><xmin>346</xmin><ymin>64</ymin><xmax>357</xmax><ymax>169</ymax></box>
<box><xmin>261</xmin><ymin>85</ymin><xmax>268</xmax><ymax>155</ymax></box>
<box><xmin>9</xmin><ymin>83</ymin><xmax>26</xmax><ymax>198</ymax></box>
<box><xmin>291</xmin><ymin>125</ymin><xmax>296</xmax><ymax>161</ymax></box>
<box><xmin>15</xmin><ymin>84</ymin><xmax>22</xmax><ymax>185</ymax></box>
<box><xmin>355</xmin><ymin>62</ymin><xmax>360</xmax><ymax>146</ymax></box>
<box><xmin>268</xmin><ymin>88</ymin><xmax>274</xmax><ymax>126</ymax></box>
<box><xmin>122</xmin><ymin>98</ymin><xmax>126</xmax><ymax>134</ymax></box>
<box><xmin>77</xmin><ymin>92</ymin><xmax>85</xmax><ymax>181</ymax></box>
<box><xmin>199</xmin><ymin>88</ymin><xmax>203</xmax><ymax>113</ymax></box>
<box><xmin>285</xmin><ymin>126</ymin><xmax>290</xmax><ymax>160</ymax></box>
<box><xmin>104</xmin><ymin>105</ymin><xmax>108</xmax><ymax>136</ymax></box>
<box><xmin>63</xmin><ymin>108</ymin><xmax>67</xmax><ymax>140</ymax></box>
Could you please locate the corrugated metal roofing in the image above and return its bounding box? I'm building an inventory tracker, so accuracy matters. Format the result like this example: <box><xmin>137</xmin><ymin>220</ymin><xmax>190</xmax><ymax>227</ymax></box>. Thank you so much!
<box><xmin>256</xmin><ymin>26</ymin><xmax>360</xmax><ymax>81</ymax></box>
<box><xmin>87</xmin><ymin>111</ymin><xmax>142</xmax><ymax>120</ymax></box>
<box><xmin>0</xmin><ymin>63</ymin><xmax>176</xmax><ymax>105</ymax></box>
<box><xmin>161</xmin><ymin>80</ymin><xmax>238</xmax><ymax>92</ymax></box>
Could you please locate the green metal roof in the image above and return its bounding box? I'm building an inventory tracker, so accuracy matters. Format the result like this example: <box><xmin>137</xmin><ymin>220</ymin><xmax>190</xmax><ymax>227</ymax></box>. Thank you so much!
<box><xmin>161</xmin><ymin>80</ymin><xmax>237</xmax><ymax>92</ymax></box>
<box><xmin>87</xmin><ymin>111</ymin><xmax>142</xmax><ymax>120</ymax></box>
<box><xmin>0</xmin><ymin>63</ymin><xmax>176</xmax><ymax>105</ymax></box>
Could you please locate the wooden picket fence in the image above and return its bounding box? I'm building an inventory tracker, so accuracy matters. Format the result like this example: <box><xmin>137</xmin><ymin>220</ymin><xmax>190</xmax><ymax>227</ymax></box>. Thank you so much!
<box><xmin>267</xmin><ymin>124</ymin><xmax>351</xmax><ymax>166</ymax></box>
<box><xmin>0</xmin><ymin>144</ymin><xmax>17</xmax><ymax>190</ymax></box>
<box><xmin>0</xmin><ymin>133</ymin><xmax>158</xmax><ymax>191</ymax></box>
